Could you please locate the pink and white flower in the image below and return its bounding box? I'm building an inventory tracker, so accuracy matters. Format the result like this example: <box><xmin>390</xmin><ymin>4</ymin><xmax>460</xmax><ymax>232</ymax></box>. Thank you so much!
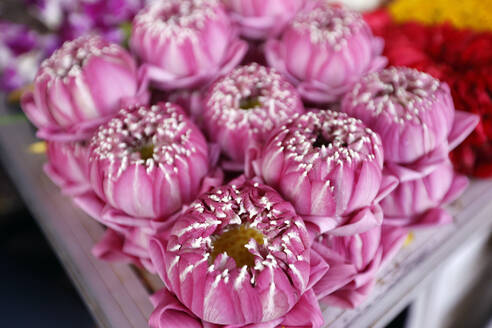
<box><xmin>21</xmin><ymin>34</ymin><xmax>148</xmax><ymax>141</ymax></box>
<box><xmin>88</xmin><ymin>102</ymin><xmax>211</xmax><ymax>222</ymax></box>
<box><xmin>265</xmin><ymin>2</ymin><xmax>386</xmax><ymax>103</ymax></box>
<box><xmin>223</xmin><ymin>0</ymin><xmax>306</xmax><ymax>39</ymax></box>
<box><xmin>202</xmin><ymin>63</ymin><xmax>304</xmax><ymax>167</ymax></box>
<box><xmin>149</xmin><ymin>178</ymin><xmax>328</xmax><ymax>326</ymax></box>
<box><xmin>44</xmin><ymin>140</ymin><xmax>91</xmax><ymax>196</ymax></box>
<box><xmin>130</xmin><ymin>0</ymin><xmax>248</xmax><ymax>91</ymax></box>
<box><xmin>250</xmin><ymin>110</ymin><xmax>395</xmax><ymax>235</ymax></box>
<box><xmin>341</xmin><ymin>67</ymin><xmax>460</xmax><ymax>164</ymax></box>
<box><xmin>380</xmin><ymin>160</ymin><xmax>469</xmax><ymax>228</ymax></box>
<box><xmin>312</xmin><ymin>222</ymin><xmax>408</xmax><ymax>308</ymax></box>
<box><xmin>340</xmin><ymin>67</ymin><xmax>478</xmax><ymax>227</ymax></box>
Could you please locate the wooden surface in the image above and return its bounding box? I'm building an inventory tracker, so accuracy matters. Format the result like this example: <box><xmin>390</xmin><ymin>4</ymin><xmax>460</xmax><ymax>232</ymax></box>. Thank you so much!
<box><xmin>1</xmin><ymin>100</ymin><xmax>492</xmax><ymax>328</ymax></box>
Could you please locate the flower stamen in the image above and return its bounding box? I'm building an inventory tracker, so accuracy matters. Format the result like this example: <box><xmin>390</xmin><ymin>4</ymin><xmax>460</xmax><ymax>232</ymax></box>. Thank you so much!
<box><xmin>211</xmin><ymin>225</ymin><xmax>264</xmax><ymax>268</ymax></box>
<box><xmin>138</xmin><ymin>144</ymin><xmax>154</xmax><ymax>160</ymax></box>
<box><xmin>239</xmin><ymin>95</ymin><xmax>262</xmax><ymax>110</ymax></box>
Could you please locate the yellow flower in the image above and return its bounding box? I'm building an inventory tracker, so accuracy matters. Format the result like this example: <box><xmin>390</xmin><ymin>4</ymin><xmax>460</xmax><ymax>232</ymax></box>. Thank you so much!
<box><xmin>389</xmin><ymin>0</ymin><xmax>492</xmax><ymax>31</ymax></box>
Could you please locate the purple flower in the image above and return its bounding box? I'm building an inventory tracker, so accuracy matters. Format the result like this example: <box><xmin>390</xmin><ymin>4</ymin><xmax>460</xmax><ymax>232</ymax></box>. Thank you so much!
<box><xmin>130</xmin><ymin>0</ymin><xmax>248</xmax><ymax>91</ymax></box>
<box><xmin>0</xmin><ymin>22</ymin><xmax>57</xmax><ymax>92</ymax></box>
<box><xmin>265</xmin><ymin>2</ymin><xmax>386</xmax><ymax>103</ymax></box>
<box><xmin>21</xmin><ymin>34</ymin><xmax>148</xmax><ymax>141</ymax></box>
<box><xmin>224</xmin><ymin>0</ymin><xmax>306</xmax><ymax>39</ymax></box>
<box><xmin>251</xmin><ymin>110</ymin><xmax>394</xmax><ymax>235</ymax></box>
<box><xmin>88</xmin><ymin>103</ymin><xmax>210</xmax><ymax>220</ymax></box>
<box><xmin>26</xmin><ymin>0</ymin><xmax>147</xmax><ymax>43</ymax></box>
<box><xmin>149</xmin><ymin>178</ymin><xmax>327</xmax><ymax>326</ymax></box>
<box><xmin>202</xmin><ymin>63</ymin><xmax>304</xmax><ymax>166</ymax></box>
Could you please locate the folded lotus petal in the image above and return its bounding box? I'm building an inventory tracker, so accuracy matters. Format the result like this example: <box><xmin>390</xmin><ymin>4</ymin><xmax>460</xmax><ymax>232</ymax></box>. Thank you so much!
<box><xmin>87</xmin><ymin>209</ymin><xmax>174</xmax><ymax>272</ymax></box>
<box><xmin>230</xmin><ymin>13</ymin><xmax>277</xmax><ymax>37</ymax></box>
<box><xmin>165</xmin><ymin>90</ymin><xmax>204</xmax><ymax>120</ymax></box>
<box><xmin>215</xmin><ymin>39</ymin><xmax>249</xmax><ymax>78</ymax></box>
<box><xmin>320</xmin><ymin>279</ymin><xmax>375</xmax><ymax>309</ymax></box>
<box><xmin>342</xmin><ymin>67</ymin><xmax>456</xmax><ymax>164</ymax></box>
<box><xmin>202</xmin><ymin>63</ymin><xmax>304</xmax><ymax>165</ymax></box>
<box><xmin>263</xmin><ymin>40</ymin><xmax>296</xmax><ymax>84</ymax></box>
<box><xmin>265</xmin><ymin>3</ymin><xmax>386</xmax><ymax>103</ymax></box>
<box><xmin>312</xmin><ymin>220</ymin><xmax>382</xmax><ymax>302</ymax></box>
<box><xmin>92</xmin><ymin>228</ymin><xmax>148</xmax><ymax>268</ymax></box>
<box><xmin>380</xmin><ymin>226</ymin><xmax>408</xmax><ymax>267</ymax></box>
<box><xmin>255</xmin><ymin>111</ymin><xmax>384</xmax><ymax>226</ymax></box>
<box><xmin>441</xmin><ymin>173</ymin><xmax>469</xmax><ymax>205</ymax></box>
<box><xmin>280</xmin><ymin>289</ymin><xmax>323</xmax><ymax>328</ymax></box>
<box><xmin>149</xmin><ymin>288</ymin><xmax>322</xmax><ymax>328</ymax></box>
<box><xmin>225</xmin><ymin>0</ymin><xmax>306</xmax><ymax>39</ymax></box>
<box><xmin>199</xmin><ymin>168</ymin><xmax>225</xmax><ymax>195</ymax></box>
<box><xmin>311</xmin><ymin>261</ymin><xmax>357</xmax><ymax>300</ymax></box>
<box><xmin>302</xmin><ymin>215</ymin><xmax>339</xmax><ymax>237</ymax></box>
<box><xmin>383</xmin><ymin>143</ymin><xmax>450</xmax><ymax>183</ymax></box>
<box><xmin>306</xmin><ymin>249</ymin><xmax>330</xmax><ymax>290</ymax></box>
<box><xmin>317</xmin><ymin>225</ymin><xmax>407</xmax><ymax>308</ymax></box>
<box><xmin>383</xmin><ymin>206</ymin><xmax>454</xmax><ymax>228</ymax></box>
<box><xmin>349</xmin><ymin>250</ymin><xmax>382</xmax><ymax>288</ymax></box>
<box><xmin>131</xmin><ymin>0</ymin><xmax>247</xmax><ymax>91</ymax></box>
<box><xmin>149</xmin><ymin>179</ymin><xmax>313</xmax><ymax>325</ymax></box>
<box><xmin>373</xmin><ymin>174</ymin><xmax>398</xmax><ymax>203</ymax></box>
<box><xmin>381</xmin><ymin>160</ymin><xmax>465</xmax><ymax>227</ymax></box>
<box><xmin>447</xmin><ymin>110</ymin><xmax>480</xmax><ymax>151</ymax></box>
<box><xmin>297</xmin><ymin>81</ymin><xmax>344</xmax><ymax>104</ymax></box>
<box><xmin>88</xmin><ymin>103</ymin><xmax>210</xmax><ymax>219</ymax></box>
<box><xmin>21</xmin><ymin>34</ymin><xmax>147</xmax><ymax>141</ymax></box>
<box><xmin>328</xmin><ymin>205</ymin><xmax>384</xmax><ymax>236</ymax></box>
<box><xmin>73</xmin><ymin>191</ymin><xmax>127</xmax><ymax>233</ymax></box>
<box><xmin>44</xmin><ymin>140</ymin><xmax>91</xmax><ymax>196</ymax></box>
<box><xmin>149</xmin><ymin>289</ymin><xmax>202</xmax><ymax>328</ymax></box>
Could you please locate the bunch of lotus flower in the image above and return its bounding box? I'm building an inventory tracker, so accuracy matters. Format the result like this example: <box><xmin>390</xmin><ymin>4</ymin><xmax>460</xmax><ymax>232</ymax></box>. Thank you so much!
<box><xmin>21</xmin><ymin>1</ymin><xmax>479</xmax><ymax>327</ymax></box>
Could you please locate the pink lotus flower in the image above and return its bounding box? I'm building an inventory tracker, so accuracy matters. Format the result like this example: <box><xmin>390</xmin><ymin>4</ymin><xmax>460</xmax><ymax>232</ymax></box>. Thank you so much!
<box><xmin>202</xmin><ymin>63</ymin><xmax>304</xmax><ymax>167</ymax></box>
<box><xmin>313</xmin><ymin>223</ymin><xmax>408</xmax><ymax>308</ymax></box>
<box><xmin>88</xmin><ymin>102</ymin><xmax>211</xmax><ymax>221</ymax></box>
<box><xmin>340</xmin><ymin>67</ymin><xmax>478</xmax><ymax>228</ymax></box>
<box><xmin>380</xmin><ymin>160</ymin><xmax>469</xmax><ymax>228</ymax></box>
<box><xmin>44</xmin><ymin>140</ymin><xmax>91</xmax><ymax>196</ymax></box>
<box><xmin>265</xmin><ymin>2</ymin><xmax>386</xmax><ymax>104</ymax></box>
<box><xmin>148</xmin><ymin>288</ymin><xmax>323</xmax><ymax>328</ymax></box>
<box><xmin>21</xmin><ymin>34</ymin><xmax>148</xmax><ymax>141</ymax></box>
<box><xmin>224</xmin><ymin>0</ymin><xmax>306</xmax><ymax>39</ymax></box>
<box><xmin>250</xmin><ymin>110</ymin><xmax>396</xmax><ymax>235</ymax></box>
<box><xmin>149</xmin><ymin>177</ymin><xmax>328</xmax><ymax>326</ymax></box>
<box><xmin>130</xmin><ymin>0</ymin><xmax>248</xmax><ymax>91</ymax></box>
<box><xmin>341</xmin><ymin>67</ymin><xmax>476</xmax><ymax>164</ymax></box>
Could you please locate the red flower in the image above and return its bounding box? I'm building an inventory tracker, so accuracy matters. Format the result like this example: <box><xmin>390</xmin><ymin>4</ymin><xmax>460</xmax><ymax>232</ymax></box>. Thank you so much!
<box><xmin>365</xmin><ymin>9</ymin><xmax>492</xmax><ymax>177</ymax></box>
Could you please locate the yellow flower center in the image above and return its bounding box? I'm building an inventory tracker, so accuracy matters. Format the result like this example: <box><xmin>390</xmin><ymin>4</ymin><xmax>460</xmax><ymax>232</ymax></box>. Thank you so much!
<box><xmin>239</xmin><ymin>96</ymin><xmax>262</xmax><ymax>110</ymax></box>
<box><xmin>211</xmin><ymin>225</ymin><xmax>265</xmax><ymax>268</ymax></box>
<box><xmin>138</xmin><ymin>144</ymin><xmax>154</xmax><ymax>160</ymax></box>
